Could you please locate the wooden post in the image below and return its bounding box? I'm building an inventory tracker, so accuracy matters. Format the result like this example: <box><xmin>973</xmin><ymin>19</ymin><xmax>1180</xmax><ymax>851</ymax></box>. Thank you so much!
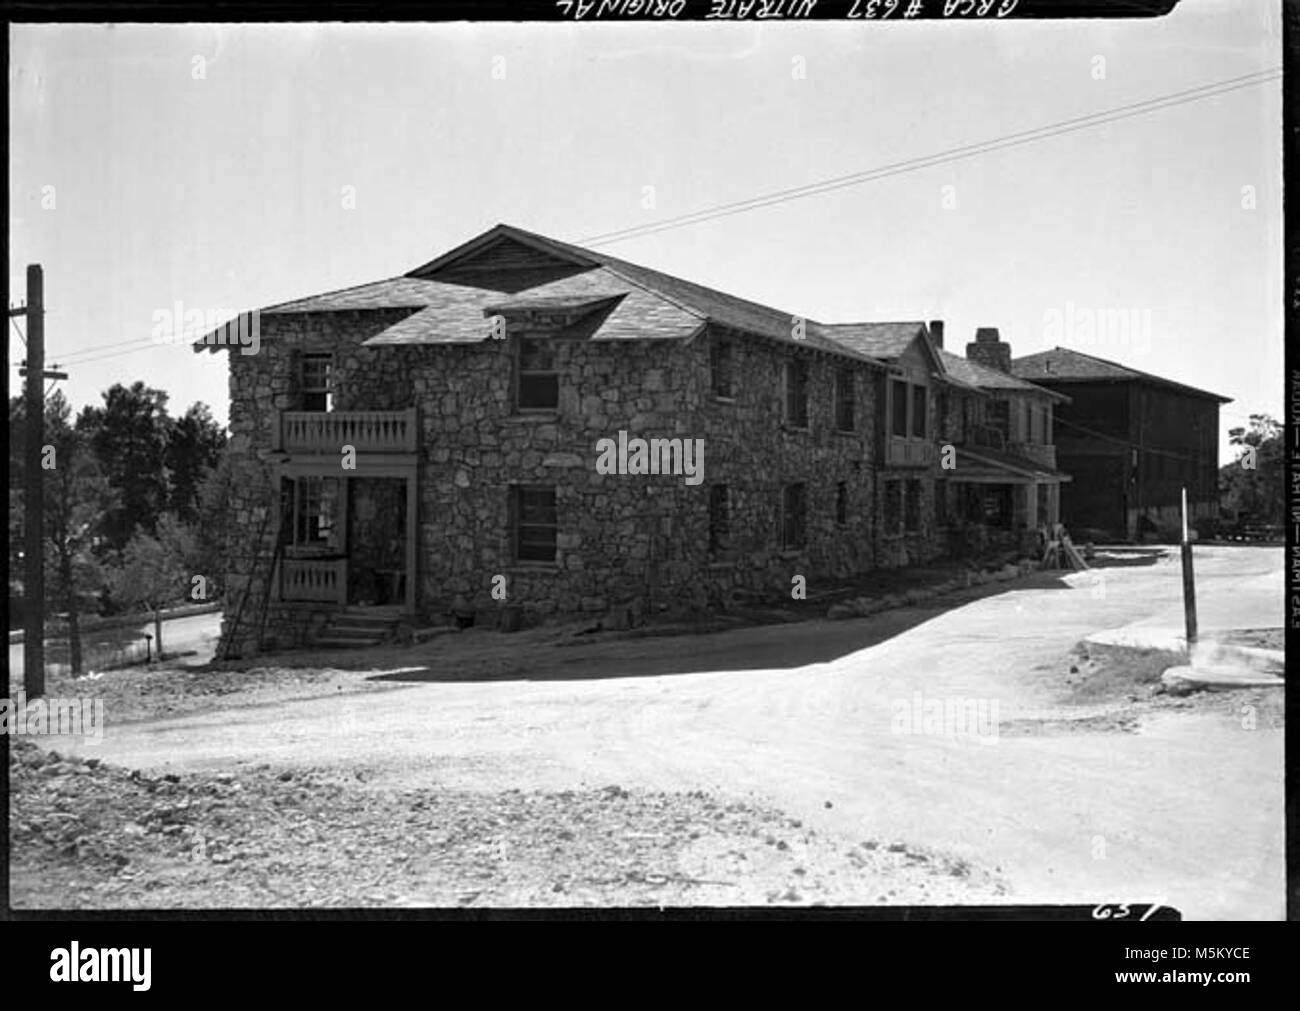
<box><xmin>23</xmin><ymin>265</ymin><xmax>45</xmax><ymax>697</ymax></box>
<box><xmin>1180</xmin><ymin>486</ymin><xmax>1197</xmax><ymax>649</ymax></box>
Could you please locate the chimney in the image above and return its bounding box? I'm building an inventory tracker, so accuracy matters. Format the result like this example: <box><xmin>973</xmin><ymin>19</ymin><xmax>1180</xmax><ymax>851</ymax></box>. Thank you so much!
<box><xmin>966</xmin><ymin>326</ymin><xmax>1012</xmax><ymax>373</ymax></box>
<box><xmin>928</xmin><ymin>319</ymin><xmax>944</xmax><ymax>349</ymax></box>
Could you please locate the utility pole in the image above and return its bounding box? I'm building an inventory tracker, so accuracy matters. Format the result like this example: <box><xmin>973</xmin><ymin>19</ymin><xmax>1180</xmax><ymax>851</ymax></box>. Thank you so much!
<box><xmin>1180</xmin><ymin>486</ymin><xmax>1198</xmax><ymax>650</ymax></box>
<box><xmin>16</xmin><ymin>265</ymin><xmax>46</xmax><ymax>697</ymax></box>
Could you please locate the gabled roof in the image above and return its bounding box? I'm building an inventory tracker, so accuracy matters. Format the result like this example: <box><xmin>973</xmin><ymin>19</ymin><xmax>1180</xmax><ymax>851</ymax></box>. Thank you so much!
<box><xmin>815</xmin><ymin>321</ymin><xmax>926</xmax><ymax>360</ymax></box>
<box><xmin>194</xmin><ymin>223</ymin><xmax>890</xmax><ymax>368</ymax></box>
<box><xmin>1011</xmin><ymin>347</ymin><xmax>1231</xmax><ymax>404</ymax></box>
<box><xmin>938</xmin><ymin>349</ymin><xmax>1070</xmax><ymax>403</ymax></box>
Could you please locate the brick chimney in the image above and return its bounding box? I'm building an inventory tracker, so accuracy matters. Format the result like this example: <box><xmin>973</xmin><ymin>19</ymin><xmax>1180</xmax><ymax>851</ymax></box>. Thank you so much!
<box><xmin>928</xmin><ymin>319</ymin><xmax>944</xmax><ymax>349</ymax></box>
<box><xmin>966</xmin><ymin>326</ymin><xmax>1011</xmax><ymax>373</ymax></box>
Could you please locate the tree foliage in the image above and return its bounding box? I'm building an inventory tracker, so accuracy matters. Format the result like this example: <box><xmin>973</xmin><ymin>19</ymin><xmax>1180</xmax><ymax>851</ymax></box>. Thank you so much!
<box><xmin>1219</xmin><ymin>413</ymin><xmax>1283</xmax><ymax>527</ymax></box>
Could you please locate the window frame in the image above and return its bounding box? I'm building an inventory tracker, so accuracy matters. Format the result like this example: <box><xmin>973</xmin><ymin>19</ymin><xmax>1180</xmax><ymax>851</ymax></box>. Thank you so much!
<box><xmin>891</xmin><ymin>379</ymin><xmax>909</xmax><ymax>438</ymax></box>
<box><xmin>911</xmin><ymin>384</ymin><xmax>927</xmax><ymax>439</ymax></box>
<box><xmin>781</xmin><ymin>482</ymin><xmax>807</xmax><ymax>550</ymax></box>
<box><xmin>904</xmin><ymin>479</ymin><xmax>922</xmax><ymax>533</ymax></box>
<box><xmin>835</xmin><ymin>368</ymin><xmax>856</xmax><ymax>433</ymax></box>
<box><xmin>291</xmin><ymin>476</ymin><xmax>340</xmax><ymax>550</ymax></box>
<box><xmin>711</xmin><ymin>338</ymin><xmax>735</xmax><ymax>400</ymax></box>
<box><xmin>511</xmin><ymin>484</ymin><xmax>558</xmax><ymax>564</ymax></box>
<box><xmin>708</xmin><ymin>484</ymin><xmax>731</xmax><ymax>556</ymax></box>
<box><xmin>784</xmin><ymin>357</ymin><xmax>810</xmax><ymax>430</ymax></box>
<box><xmin>515</xmin><ymin>337</ymin><xmax>560</xmax><ymax>413</ymax></box>
<box><xmin>299</xmin><ymin>352</ymin><xmax>334</xmax><ymax>413</ymax></box>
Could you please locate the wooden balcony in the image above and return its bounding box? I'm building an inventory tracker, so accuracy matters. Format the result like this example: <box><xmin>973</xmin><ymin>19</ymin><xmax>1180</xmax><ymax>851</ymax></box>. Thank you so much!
<box><xmin>276</xmin><ymin>409</ymin><xmax>417</xmax><ymax>455</ymax></box>
<box><xmin>280</xmin><ymin>557</ymin><xmax>347</xmax><ymax>604</ymax></box>
<box><xmin>885</xmin><ymin>437</ymin><xmax>933</xmax><ymax>468</ymax></box>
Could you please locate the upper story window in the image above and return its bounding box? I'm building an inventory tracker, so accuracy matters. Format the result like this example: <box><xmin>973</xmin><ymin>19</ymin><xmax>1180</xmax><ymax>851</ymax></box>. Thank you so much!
<box><xmin>891</xmin><ymin>380</ymin><xmax>909</xmax><ymax>437</ymax></box>
<box><xmin>711</xmin><ymin>338</ymin><xmax>734</xmax><ymax>399</ymax></box>
<box><xmin>516</xmin><ymin>338</ymin><xmax>559</xmax><ymax>412</ymax></box>
<box><xmin>299</xmin><ymin>353</ymin><xmax>334</xmax><ymax>412</ymax></box>
<box><xmin>989</xmin><ymin>399</ymin><xmax>1011</xmax><ymax>440</ymax></box>
<box><xmin>891</xmin><ymin>379</ymin><xmax>927</xmax><ymax>439</ymax></box>
<box><xmin>911</xmin><ymin>385</ymin><xmax>927</xmax><ymax>439</ymax></box>
<box><xmin>835</xmin><ymin>368</ymin><xmax>855</xmax><ymax>432</ymax></box>
<box><xmin>784</xmin><ymin>358</ymin><xmax>809</xmax><ymax>429</ymax></box>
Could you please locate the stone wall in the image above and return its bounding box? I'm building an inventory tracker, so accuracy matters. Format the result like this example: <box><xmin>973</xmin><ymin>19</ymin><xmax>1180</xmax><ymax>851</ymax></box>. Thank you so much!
<box><xmin>215</xmin><ymin>310</ymin><xmax>924</xmax><ymax>655</ymax></box>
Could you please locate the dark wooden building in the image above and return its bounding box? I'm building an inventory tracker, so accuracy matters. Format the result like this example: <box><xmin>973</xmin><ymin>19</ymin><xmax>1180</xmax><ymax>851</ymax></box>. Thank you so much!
<box><xmin>1011</xmin><ymin>347</ymin><xmax>1230</xmax><ymax>541</ymax></box>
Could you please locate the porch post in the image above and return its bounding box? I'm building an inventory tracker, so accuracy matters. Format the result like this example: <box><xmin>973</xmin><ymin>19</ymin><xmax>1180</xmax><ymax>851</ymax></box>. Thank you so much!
<box><xmin>405</xmin><ymin>468</ymin><xmax>417</xmax><ymax>614</ymax></box>
<box><xmin>1025</xmin><ymin>480</ymin><xmax>1039</xmax><ymax>530</ymax></box>
<box><xmin>337</xmin><ymin>477</ymin><xmax>350</xmax><ymax>606</ymax></box>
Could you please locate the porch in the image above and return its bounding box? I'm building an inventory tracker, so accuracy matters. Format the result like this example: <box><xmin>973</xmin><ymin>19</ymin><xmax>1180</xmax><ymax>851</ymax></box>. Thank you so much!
<box><xmin>272</xmin><ymin>468</ymin><xmax>418</xmax><ymax>614</ymax></box>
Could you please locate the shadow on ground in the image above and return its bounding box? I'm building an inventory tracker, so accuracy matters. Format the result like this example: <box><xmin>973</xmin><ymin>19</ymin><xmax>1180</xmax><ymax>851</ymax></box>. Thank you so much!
<box><xmin>365</xmin><ymin>570</ymin><xmax>1076</xmax><ymax>685</ymax></box>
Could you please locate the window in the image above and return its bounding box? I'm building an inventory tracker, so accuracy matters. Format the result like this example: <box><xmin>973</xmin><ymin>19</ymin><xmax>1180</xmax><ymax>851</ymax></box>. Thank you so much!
<box><xmin>836</xmin><ymin>481</ymin><xmax>848</xmax><ymax>526</ymax></box>
<box><xmin>935</xmin><ymin>478</ymin><xmax>948</xmax><ymax>527</ymax></box>
<box><xmin>782</xmin><ymin>483</ymin><xmax>807</xmax><ymax>549</ymax></box>
<box><xmin>883</xmin><ymin>480</ymin><xmax>902</xmax><ymax>535</ymax></box>
<box><xmin>904</xmin><ymin>479</ymin><xmax>922</xmax><ymax>532</ymax></box>
<box><xmin>708</xmin><ymin>484</ymin><xmax>730</xmax><ymax>555</ymax></box>
<box><xmin>711</xmin><ymin>339</ymin><xmax>734</xmax><ymax>399</ymax></box>
<box><xmin>835</xmin><ymin>368</ymin><xmax>855</xmax><ymax>432</ymax></box>
<box><xmin>989</xmin><ymin>400</ymin><xmax>1010</xmax><ymax>439</ymax></box>
<box><xmin>1043</xmin><ymin>406</ymin><xmax>1053</xmax><ymax>445</ymax></box>
<box><xmin>911</xmin><ymin>385</ymin><xmax>927</xmax><ymax>439</ymax></box>
<box><xmin>512</xmin><ymin>485</ymin><xmax>557</xmax><ymax>563</ymax></box>
<box><xmin>891</xmin><ymin>380</ymin><xmax>909</xmax><ymax>437</ymax></box>
<box><xmin>299</xmin><ymin>353</ymin><xmax>333</xmax><ymax>412</ymax></box>
<box><xmin>516</xmin><ymin>338</ymin><xmax>559</xmax><ymax>411</ymax></box>
<box><xmin>293</xmin><ymin>477</ymin><xmax>339</xmax><ymax>548</ymax></box>
<box><xmin>785</xmin><ymin>358</ymin><xmax>809</xmax><ymax>428</ymax></box>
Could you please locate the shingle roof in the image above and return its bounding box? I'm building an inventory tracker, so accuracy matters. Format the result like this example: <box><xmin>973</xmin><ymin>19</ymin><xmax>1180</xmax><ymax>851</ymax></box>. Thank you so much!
<box><xmin>194</xmin><ymin>223</ymin><xmax>890</xmax><ymax>368</ymax></box>
<box><xmin>938</xmin><ymin>349</ymin><xmax>1069</xmax><ymax>402</ymax></box>
<box><xmin>1011</xmin><ymin>347</ymin><xmax>1231</xmax><ymax>403</ymax></box>
<box><xmin>814</xmin><ymin>321</ymin><xmax>927</xmax><ymax>361</ymax></box>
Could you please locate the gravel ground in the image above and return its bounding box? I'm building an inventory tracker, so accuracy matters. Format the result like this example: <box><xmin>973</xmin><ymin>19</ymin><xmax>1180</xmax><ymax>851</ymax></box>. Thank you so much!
<box><xmin>9</xmin><ymin>739</ymin><xmax>1007</xmax><ymax>909</ymax></box>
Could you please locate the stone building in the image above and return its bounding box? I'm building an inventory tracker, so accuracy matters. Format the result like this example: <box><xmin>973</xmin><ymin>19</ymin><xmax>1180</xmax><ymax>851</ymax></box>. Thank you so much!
<box><xmin>199</xmin><ymin>224</ymin><xmax>1074</xmax><ymax>656</ymax></box>
<box><xmin>200</xmin><ymin>225</ymin><xmax>903</xmax><ymax>654</ymax></box>
<box><xmin>822</xmin><ymin>321</ymin><xmax>1071</xmax><ymax>563</ymax></box>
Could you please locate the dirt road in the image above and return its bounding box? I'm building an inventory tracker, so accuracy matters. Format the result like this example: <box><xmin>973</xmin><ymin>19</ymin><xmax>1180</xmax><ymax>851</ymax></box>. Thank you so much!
<box><xmin>52</xmin><ymin>546</ymin><xmax>1284</xmax><ymax>918</ymax></box>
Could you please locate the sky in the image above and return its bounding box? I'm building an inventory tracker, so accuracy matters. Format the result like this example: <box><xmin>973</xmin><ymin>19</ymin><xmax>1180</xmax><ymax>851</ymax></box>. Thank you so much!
<box><xmin>8</xmin><ymin>4</ymin><xmax>1282</xmax><ymax>462</ymax></box>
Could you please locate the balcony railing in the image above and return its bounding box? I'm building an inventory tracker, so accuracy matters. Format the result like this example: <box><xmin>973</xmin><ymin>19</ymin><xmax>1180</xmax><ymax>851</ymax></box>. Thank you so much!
<box><xmin>280</xmin><ymin>557</ymin><xmax>347</xmax><ymax>604</ymax></box>
<box><xmin>885</xmin><ymin>437</ymin><xmax>933</xmax><ymax>468</ymax></box>
<box><xmin>277</xmin><ymin>409</ymin><xmax>417</xmax><ymax>455</ymax></box>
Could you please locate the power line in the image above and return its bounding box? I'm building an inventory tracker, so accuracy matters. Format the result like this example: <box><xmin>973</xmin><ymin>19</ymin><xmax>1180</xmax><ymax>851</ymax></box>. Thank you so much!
<box><xmin>579</xmin><ymin>67</ymin><xmax>1280</xmax><ymax>248</ymax></box>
